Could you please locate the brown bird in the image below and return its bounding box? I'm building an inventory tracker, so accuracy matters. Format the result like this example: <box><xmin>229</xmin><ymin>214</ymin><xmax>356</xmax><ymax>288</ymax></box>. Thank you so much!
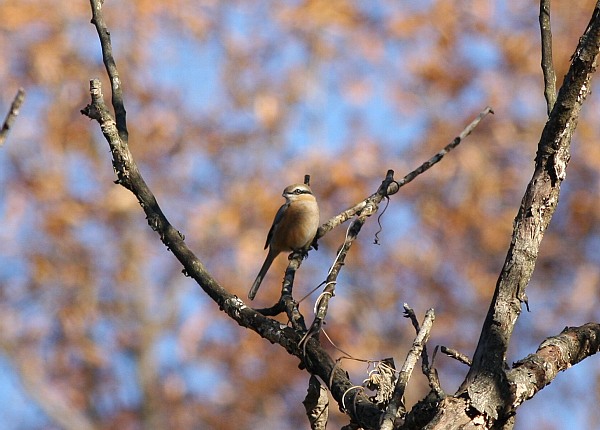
<box><xmin>248</xmin><ymin>183</ymin><xmax>319</xmax><ymax>300</ymax></box>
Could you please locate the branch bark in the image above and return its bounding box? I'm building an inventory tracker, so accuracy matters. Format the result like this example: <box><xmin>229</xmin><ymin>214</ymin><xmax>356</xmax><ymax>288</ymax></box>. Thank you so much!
<box><xmin>539</xmin><ymin>0</ymin><xmax>557</xmax><ymax>115</ymax></box>
<box><xmin>508</xmin><ymin>323</ymin><xmax>600</xmax><ymax>408</ymax></box>
<box><xmin>458</xmin><ymin>0</ymin><xmax>600</xmax><ymax>422</ymax></box>
<box><xmin>380</xmin><ymin>308</ymin><xmax>435</xmax><ymax>430</ymax></box>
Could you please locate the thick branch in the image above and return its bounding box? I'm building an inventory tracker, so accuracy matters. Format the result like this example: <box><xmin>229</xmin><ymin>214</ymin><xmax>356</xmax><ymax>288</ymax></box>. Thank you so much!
<box><xmin>460</xmin><ymin>1</ymin><xmax>600</xmax><ymax>421</ymax></box>
<box><xmin>303</xmin><ymin>375</ymin><xmax>329</xmax><ymax>430</ymax></box>
<box><xmin>409</xmin><ymin>324</ymin><xmax>600</xmax><ymax>429</ymax></box>
<box><xmin>508</xmin><ymin>323</ymin><xmax>600</xmax><ymax>408</ymax></box>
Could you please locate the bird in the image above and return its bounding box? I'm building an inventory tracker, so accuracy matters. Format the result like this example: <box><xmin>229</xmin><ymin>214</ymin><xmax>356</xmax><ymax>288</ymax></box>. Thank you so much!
<box><xmin>248</xmin><ymin>183</ymin><xmax>320</xmax><ymax>300</ymax></box>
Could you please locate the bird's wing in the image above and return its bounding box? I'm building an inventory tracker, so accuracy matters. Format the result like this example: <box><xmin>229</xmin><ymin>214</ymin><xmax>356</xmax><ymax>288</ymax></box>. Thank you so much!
<box><xmin>264</xmin><ymin>202</ymin><xmax>289</xmax><ymax>249</ymax></box>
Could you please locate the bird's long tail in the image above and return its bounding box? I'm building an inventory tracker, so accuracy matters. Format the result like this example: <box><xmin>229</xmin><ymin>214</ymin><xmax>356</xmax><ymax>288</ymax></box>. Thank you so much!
<box><xmin>248</xmin><ymin>249</ymin><xmax>278</xmax><ymax>300</ymax></box>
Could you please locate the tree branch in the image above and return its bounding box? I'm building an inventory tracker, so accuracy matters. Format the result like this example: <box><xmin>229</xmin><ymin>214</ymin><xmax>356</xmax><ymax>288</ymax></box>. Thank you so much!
<box><xmin>81</xmin><ymin>2</ymin><xmax>496</xmax><ymax>428</ymax></box>
<box><xmin>380</xmin><ymin>308</ymin><xmax>435</xmax><ymax>430</ymax></box>
<box><xmin>89</xmin><ymin>0</ymin><xmax>128</xmax><ymax>142</ymax></box>
<box><xmin>300</xmin><ymin>171</ymin><xmax>398</xmax><ymax>349</ymax></box>
<box><xmin>81</xmin><ymin>7</ymin><xmax>384</xmax><ymax>427</ymax></box>
<box><xmin>459</xmin><ymin>1</ymin><xmax>600</xmax><ymax>421</ymax></box>
<box><xmin>315</xmin><ymin>107</ymin><xmax>493</xmax><ymax>241</ymax></box>
<box><xmin>539</xmin><ymin>0</ymin><xmax>557</xmax><ymax>115</ymax></box>
<box><xmin>0</xmin><ymin>88</ymin><xmax>25</xmax><ymax>147</ymax></box>
<box><xmin>508</xmin><ymin>323</ymin><xmax>600</xmax><ymax>408</ymax></box>
<box><xmin>304</xmin><ymin>375</ymin><xmax>329</xmax><ymax>430</ymax></box>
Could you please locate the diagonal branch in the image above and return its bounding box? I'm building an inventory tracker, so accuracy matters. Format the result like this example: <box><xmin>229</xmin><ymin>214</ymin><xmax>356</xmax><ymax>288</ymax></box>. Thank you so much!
<box><xmin>300</xmin><ymin>171</ymin><xmax>398</xmax><ymax>349</ymax></box>
<box><xmin>508</xmin><ymin>323</ymin><xmax>600</xmax><ymax>408</ymax></box>
<box><xmin>315</xmin><ymin>107</ymin><xmax>493</xmax><ymax>241</ymax></box>
<box><xmin>460</xmin><ymin>1</ymin><xmax>600</xmax><ymax>420</ymax></box>
<box><xmin>0</xmin><ymin>88</ymin><xmax>25</xmax><ymax>147</ymax></box>
<box><xmin>380</xmin><ymin>308</ymin><xmax>435</xmax><ymax>430</ymax></box>
<box><xmin>81</xmin><ymin>4</ymin><xmax>383</xmax><ymax>427</ymax></box>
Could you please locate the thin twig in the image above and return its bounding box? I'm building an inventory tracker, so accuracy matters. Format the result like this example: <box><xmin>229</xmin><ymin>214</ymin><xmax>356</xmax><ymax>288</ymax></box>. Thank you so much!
<box><xmin>403</xmin><ymin>304</ymin><xmax>431</xmax><ymax>374</ymax></box>
<box><xmin>89</xmin><ymin>0</ymin><xmax>128</xmax><ymax>142</ymax></box>
<box><xmin>0</xmin><ymin>88</ymin><xmax>25</xmax><ymax>147</ymax></box>
<box><xmin>300</xmin><ymin>172</ymin><xmax>397</xmax><ymax>350</ymax></box>
<box><xmin>539</xmin><ymin>0</ymin><xmax>557</xmax><ymax>115</ymax></box>
<box><xmin>316</xmin><ymin>106</ymin><xmax>494</xmax><ymax>240</ymax></box>
<box><xmin>380</xmin><ymin>308</ymin><xmax>435</xmax><ymax>430</ymax></box>
<box><xmin>427</xmin><ymin>346</ymin><xmax>444</xmax><ymax>396</ymax></box>
<box><xmin>396</xmin><ymin>106</ymin><xmax>494</xmax><ymax>189</ymax></box>
<box><xmin>440</xmin><ymin>345</ymin><xmax>472</xmax><ymax>366</ymax></box>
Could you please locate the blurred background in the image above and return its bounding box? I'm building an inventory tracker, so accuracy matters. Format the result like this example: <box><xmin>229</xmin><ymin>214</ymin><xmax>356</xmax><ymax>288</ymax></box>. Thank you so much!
<box><xmin>1</xmin><ymin>1</ymin><xmax>600</xmax><ymax>429</ymax></box>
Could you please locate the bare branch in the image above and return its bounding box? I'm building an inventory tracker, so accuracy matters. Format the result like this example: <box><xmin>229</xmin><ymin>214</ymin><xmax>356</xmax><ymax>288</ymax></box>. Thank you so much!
<box><xmin>89</xmin><ymin>0</ymin><xmax>128</xmax><ymax>142</ymax></box>
<box><xmin>315</xmin><ymin>107</ymin><xmax>494</xmax><ymax>240</ymax></box>
<box><xmin>81</xmin><ymin>6</ymin><xmax>383</xmax><ymax>427</ymax></box>
<box><xmin>303</xmin><ymin>375</ymin><xmax>329</xmax><ymax>430</ymax></box>
<box><xmin>379</xmin><ymin>308</ymin><xmax>435</xmax><ymax>430</ymax></box>
<box><xmin>539</xmin><ymin>0</ymin><xmax>557</xmax><ymax>115</ymax></box>
<box><xmin>460</xmin><ymin>2</ymin><xmax>600</xmax><ymax>420</ymax></box>
<box><xmin>0</xmin><ymin>88</ymin><xmax>25</xmax><ymax>147</ymax></box>
<box><xmin>395</xmin><ymin>106</ymin><xmax>493</xmax><ymax>189</ymax></box>
<box><xmin>300</xmin><ymin>171</ymin><xmax>398</xmax><ymax>349</ymax></box>
<box><xmin>404</xmin><ymin>304</ymin><xmax>434</xmax><ymax>378</ymax></box>
<box><xmin>440</xmin><ymin>346</ymin><xmax>472</xmax><ymax>367</ymax></box>
<box><xmin>404</xmin><ymin>305</ymin><xmax>445</xmax><ymax>397</ymax></box>
<box><xmin>508</xmin><ymin>323</ymin><xmax>600</xmax><ymax>408</ymax></box>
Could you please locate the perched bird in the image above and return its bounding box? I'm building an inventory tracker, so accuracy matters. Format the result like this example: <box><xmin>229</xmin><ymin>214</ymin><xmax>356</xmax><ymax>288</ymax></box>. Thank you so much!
<box><xmin>248</xmin><ymin>183</ymin><xmax>320</xmax><ymax>300</ymax></box>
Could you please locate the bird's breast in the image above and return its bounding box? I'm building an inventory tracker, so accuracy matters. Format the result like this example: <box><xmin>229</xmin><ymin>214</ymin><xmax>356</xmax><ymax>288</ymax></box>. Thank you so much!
<box><xmin>271</xmin><ymin>200</ymin><xmax>319</xmax><ymax>251</ymax></box>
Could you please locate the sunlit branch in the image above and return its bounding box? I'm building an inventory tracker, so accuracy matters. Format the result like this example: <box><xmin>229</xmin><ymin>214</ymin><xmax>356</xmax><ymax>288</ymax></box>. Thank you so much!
<box><xmin>89</xmin><ymin>0</ymin><xmax>128</xmax><ymax>142</ymax></box>
<box><xmin>440</xmin><ymin>346</ymin><xmax>472</xmax><ymax>367</ymax></box>
<box><xmin>461</xmin><ymin>2</ymin><xmax>600</xmax><ymax>419</ymax></box>
<box><xmin>508</xmin><ymin>323</ymin><xmax>600</xmax><ymax>407</ymax></box>
<box><xmin>316</xmin><ymin>106</ymin><xmax>494</xmax><ymax>240</ymax></box>
<box><xmin>380</xmin><ymin>308</ymin><xmax>435</xmax><ymax>430</ymax></box>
